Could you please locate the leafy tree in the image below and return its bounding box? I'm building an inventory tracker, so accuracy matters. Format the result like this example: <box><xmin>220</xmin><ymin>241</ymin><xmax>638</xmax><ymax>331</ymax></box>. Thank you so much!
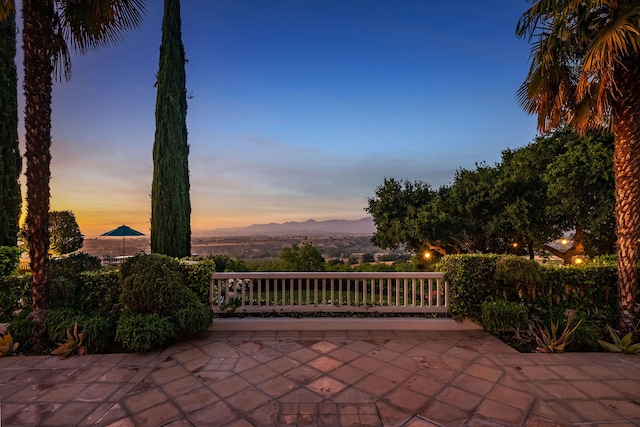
<box><xmin>517</xmin><ymin>1</ymin><xmax>640</xmax><ymax>329</ymax></box>
<box><xmin>151</xmin><ymin>0</ymin><xmax>191</xmax><ymax>258</ymax></box>
<box><xmin>488</xmin><ymin>129</ymin><xmax>614</xmax><ymax>263</ymax></box>
<box><xmin>368</xmin><ymin>130</ymin><xmax>615</xmax><ymax>263</ymax></box>
<box><xmin>0</xmin><ymin>0</ymin><xmax>145</xmax><ymax>347</ymax></box>
<box><xmin>491</xmin><ymin>131</ymin><xmax>569</xmax><ymax>259</ymax></box>
<box><xmin>209</xmin><ymin>254</ymin><xmax>249</xmax><ymax>272</ymax></box>
<box><xmin>361</xmin><ymin>253</ymin><xmax>375</xmax><ymax>263</ymax></box>
<box><xmin>366</xmin><ymin>178</ymin><xmax>439</xmax><ymax>253</ymax></box>
<box><xmin>49</xmin><ymin>211</ymin><xmax>84</xmax><ymax>255</ymax></box>
<box><xmin>413</xmin><ymin>185</ymin><xmax>466</xmax><ymax>255</ymax></box>
<box><xmin>280</xmin><ymin>242</ymin><xmax>325</xmax><ymax>271</ymax></box>
<box><xmin>19</xmin><ymin>211</ymin><xmax>84</xmax><ymax>256</ymax></box>
<box><xmin>544</xmin><ymin>130</ymin><xmax>615</xmax><ymax>258</ymax></box>
<box><xmin>447</xmin><ymin>164</ymin><xmax>505</xmax><ymax>254</ymax></box>
<box><xmin>0</xmin><ymin>10</ymin><xmax>20</xmax><ymax>247</ymax></box>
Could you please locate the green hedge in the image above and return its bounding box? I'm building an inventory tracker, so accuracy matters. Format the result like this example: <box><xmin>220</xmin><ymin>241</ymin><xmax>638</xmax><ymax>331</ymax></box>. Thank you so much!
<box><xmin>50</xmin><ymin>252</ymin><xmax>102</xmax><ymax>280</ymax></box>
<box><xmin>441</xmin><ymin>254</ymin><xmax>500</xmax><ymax>321</ymax></box>
<box><xmin>77</xmin><ymin>270</ymin><xmax>120</xmax><ymax>312</ymax></box>
<box><xmin>442</xmin><ymin>254</ymin><xmax>619</xmax><ymax>327</ymax></box>
<box><xmin>0</xmin><ymin>246</ymin><xmax>21</xmax><ymax>277</ymax></box>
<box><xmin>184</xmin><ymin>259</ymin><xmax>215</xmax><ymax>305</ymax></box>
<box><xmin>532</xmin><ymin>264</ymin><xmax>617</xmax><ymax>323</ymax></box>
<box><xmin>0</xmin><ymin>274</ymin><xmax>30</xmax><ymax>322</ymax></box>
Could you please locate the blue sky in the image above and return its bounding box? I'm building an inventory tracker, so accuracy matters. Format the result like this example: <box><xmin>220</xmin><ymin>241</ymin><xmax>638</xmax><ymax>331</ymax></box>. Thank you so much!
<box><xmin>18</xmin><ymin>1</ymin><xmax>538</xmax><ymax>236</ymax></box>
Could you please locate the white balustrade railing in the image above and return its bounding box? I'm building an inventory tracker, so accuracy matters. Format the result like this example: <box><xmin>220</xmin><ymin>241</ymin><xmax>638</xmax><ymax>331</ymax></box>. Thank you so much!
<box><xmin>210</xmin><ymin>272</ymin><xmax>448</xmax><ymax>314</ymax></box>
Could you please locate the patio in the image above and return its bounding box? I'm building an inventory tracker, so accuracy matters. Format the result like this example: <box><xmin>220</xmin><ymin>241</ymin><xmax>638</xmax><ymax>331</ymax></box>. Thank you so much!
<box><xmin>2</xmin><ymin>321</ymin><xmax>640</xmax><ymax>426</ymax></box>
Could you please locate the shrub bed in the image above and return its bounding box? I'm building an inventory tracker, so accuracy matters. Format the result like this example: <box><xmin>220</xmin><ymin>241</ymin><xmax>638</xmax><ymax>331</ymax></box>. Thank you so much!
<box><xmin>441</xmin><ymin>254</ymin><xmax>619</xmax><ymax>351</ymax></box>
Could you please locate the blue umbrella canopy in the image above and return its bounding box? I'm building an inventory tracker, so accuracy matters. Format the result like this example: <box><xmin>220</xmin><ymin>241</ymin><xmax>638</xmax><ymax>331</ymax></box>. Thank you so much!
<box><xmin>101</xmin><ymin>225</ymin><xmax>145</xmax><ymax>255</ymax></box>
<box><xmin>101</xmin><ymin>225</ymin><xmax>144</xmax><ymax>237</ymax></box>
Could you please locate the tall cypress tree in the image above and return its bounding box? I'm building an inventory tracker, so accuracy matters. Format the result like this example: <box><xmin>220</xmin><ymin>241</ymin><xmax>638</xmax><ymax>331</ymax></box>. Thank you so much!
<box><xmin>151</xmin><ymin>0</ymin><xmax>191</xmax><ymax>257</ymax></box>
<box><xmin>0</xmin><ymin>11</ymin><xmax>21</xmax><ymax>247</ymax></box>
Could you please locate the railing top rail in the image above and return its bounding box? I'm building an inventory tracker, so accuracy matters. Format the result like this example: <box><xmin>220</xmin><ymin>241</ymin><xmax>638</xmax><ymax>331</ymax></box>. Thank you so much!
<box><xmin>211</xmin><ymin>271</ymin><xmax>444</xmax><ymax>279</ymax></box>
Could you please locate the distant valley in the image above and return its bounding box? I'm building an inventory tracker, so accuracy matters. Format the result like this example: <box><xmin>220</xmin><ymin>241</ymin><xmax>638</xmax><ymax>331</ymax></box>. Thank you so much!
<box><xmin>192</xmin><ymin>217</ymin><xmax>375</xmax><ymax>237</ymax></box>
<box><xmin>83</xmin><ymin>217</ymin><xmax>387</xmax><ymax>262</ymax></box>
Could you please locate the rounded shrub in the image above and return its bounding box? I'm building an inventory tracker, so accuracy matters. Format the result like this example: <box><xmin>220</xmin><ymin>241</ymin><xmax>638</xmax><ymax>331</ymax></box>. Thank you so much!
<box><xmin>184</xmin><ymin>258</ymin><xmax>216</xmax><ymax>305</ymax></box>
<box><xmin>116</xmin><ymin>312</ymin><xmax>179</xmax><ymax>353</ymax></box>
<box><xmin>173</xmin><ymin>292</ymin><xmax>213</xmax><ymax>333</ymax></box>
<box><xmin>50</xmin><ymin>252</ymin><xmax>102</xmax><ymax>280</ymax></box>
<box><xmin>120</xmin><ymin>254</ymin><xmax>189</xmax><ymax>316</ymax></box>
<box><xmin>77</xmin><ymin>270</ymin><xmax>121</xmax><ymax>312</ymax></box>
<box><xmin>119</xmin><ymin>254</ymin><xmax>214</xmax><ymax>351</ymax></box>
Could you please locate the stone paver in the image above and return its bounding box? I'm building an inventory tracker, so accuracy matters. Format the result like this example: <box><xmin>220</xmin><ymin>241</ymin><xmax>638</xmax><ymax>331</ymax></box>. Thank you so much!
<box><xmin>2</xmin><ymin>328</ymin><xmax>640</xmax><ymax>426</ymax></box>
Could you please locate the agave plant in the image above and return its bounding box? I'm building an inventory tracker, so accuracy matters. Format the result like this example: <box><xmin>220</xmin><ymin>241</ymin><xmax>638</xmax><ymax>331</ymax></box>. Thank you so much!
<box><xmin>598</xmin><ymin>325</ymin><xmax>640</xmax><ymax>354</ymax></box>
<box><xmin>0</xmin><ymin>332</ymin><xmax>19</xmax><ymax>357</ymax></box>
<box><xmin>534</xmin><ymin>310</ymin><xmax>582</xmax><ymax>353</ymax></box>
<box><xmin>52</xmin><ymin>323</ymin><xmax>86</xmax><ymax>358</ymax></box>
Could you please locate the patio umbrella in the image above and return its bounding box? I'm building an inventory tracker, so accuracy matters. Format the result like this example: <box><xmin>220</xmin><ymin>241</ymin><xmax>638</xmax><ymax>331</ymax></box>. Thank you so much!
<box><xmin>101</xmin><ymin>225</ymin><xmax>145</xmax><ymax>256</ymax></box>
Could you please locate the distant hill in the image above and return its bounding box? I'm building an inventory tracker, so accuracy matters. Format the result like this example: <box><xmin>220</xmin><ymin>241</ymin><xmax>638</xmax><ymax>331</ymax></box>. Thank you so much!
<box><xmin>193</xmin><ymin>217</ymin><xmax>376</xmax><ymax>237</ymax></box>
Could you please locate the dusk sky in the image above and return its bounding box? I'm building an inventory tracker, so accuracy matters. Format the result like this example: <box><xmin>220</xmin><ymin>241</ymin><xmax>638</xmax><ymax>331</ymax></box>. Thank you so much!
<box><xmin>17</xmin><ymin>1</ymin><xmax>538</xmax><ymax>237</ymax></box>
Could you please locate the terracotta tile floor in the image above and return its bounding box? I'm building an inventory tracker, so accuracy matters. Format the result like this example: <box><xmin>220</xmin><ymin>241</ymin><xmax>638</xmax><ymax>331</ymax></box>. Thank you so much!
<box><xmin>2</xmin><ymin>329</ymin><xmax>640</xmax><ymax>426</ymax></box>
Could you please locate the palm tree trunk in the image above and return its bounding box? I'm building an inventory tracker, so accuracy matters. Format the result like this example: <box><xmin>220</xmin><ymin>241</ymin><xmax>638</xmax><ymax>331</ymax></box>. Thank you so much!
<box><xmin>612</xmin><ymin>63</ymin><xmax>640</xmax><ymax>331</ymax></box>
<box><xmin>22</xmin><ymin>0</ymin><xmax>55</xmax><ymax>339</ymax></box>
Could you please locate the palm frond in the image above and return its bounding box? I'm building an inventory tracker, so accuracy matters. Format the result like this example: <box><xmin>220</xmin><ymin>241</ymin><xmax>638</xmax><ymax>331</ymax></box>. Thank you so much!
<box><xmin>52</xmin><ymin>13</ymin><xmax>72</xmax><ymax>82</ymax></box>
<box><xmin>56</xmin><ymin>0</ymin><xmax>146</xmax><ymax>54</ymax></box>
<box><xmin>516</xmin><ymin>0</ymin><xmax>640</xmax><ymax>132</ymax></box>
<box><xmin>0</xmin><ymin>1</ymin><xmax>16</xmax><ymax>22</ymax></box>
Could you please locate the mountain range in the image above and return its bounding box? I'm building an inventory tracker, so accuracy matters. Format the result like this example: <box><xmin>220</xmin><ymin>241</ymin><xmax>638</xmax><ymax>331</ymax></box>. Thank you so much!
<box><xmin>193</xmin><ymin>217</ymin><xmax>376</xmax><ymax>237</ymax></box>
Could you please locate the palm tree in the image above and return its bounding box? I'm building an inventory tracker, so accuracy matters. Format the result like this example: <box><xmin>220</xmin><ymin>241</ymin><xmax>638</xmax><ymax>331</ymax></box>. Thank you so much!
<box><xmin>0</xmin><ymin>0</ymin><xmax>145</xmax><ymax>344</ymax></box>
<box><xmin>517</xmin><ymin>1</ymin><xmax>640</xmax><ymax>330</ymax></box>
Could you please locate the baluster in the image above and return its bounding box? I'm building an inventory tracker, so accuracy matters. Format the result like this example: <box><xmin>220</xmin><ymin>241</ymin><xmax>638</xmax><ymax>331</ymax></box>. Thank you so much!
<box><xmin>330</xmin><ymin>278</ymin><xmax>335</xmax><ymax>306</ymax></box>
<box><xmin>355</xmin><ymin>278</ymin><xmax>360</xmax><ymax>307</ymax></box>
<box><xmin>444</xmin><ymin>279</ymin><xmax>449</xmax><ymax>306</ymax></box>
<box><xmin>371</xmin><ymin>279</ymin><xmax>375</xmax><ymax>306</ymax></box>
<box><xmin>362</xmin><ymin>278</ymin><xmax>367</xmax><ymax>307</ymax></box>
<box><xmin>403</xmin><ymin>278</ymin><xmax>409</xmax><ymax>307</ymax></box>
<box><xmin>411</xmin><ymin>278</ymin><xmax>416</xmax><ymax>306</ymax></box>
<box><xmin>387</xmin><ymin>278</ymin><xmax>391</xmax><ymax>308</ymax></box>
<box><xmin>274</xmin><ymin>278</ymin><xmax>278</xmax><ymax>307</ymax></box>
<box><xmin>394</xmin><ymin>277</ymin><xmax>400</xmax><ymax>307</ymax></box>
<box><xmin>240</xmin><ymin>279</ymin><xmax>246</xmax><ymax>307</ymax></box>
<box><xmin>289</xmin><ymin>278</ymin><xmax>293</xmax><ymax>306</ymax></box>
